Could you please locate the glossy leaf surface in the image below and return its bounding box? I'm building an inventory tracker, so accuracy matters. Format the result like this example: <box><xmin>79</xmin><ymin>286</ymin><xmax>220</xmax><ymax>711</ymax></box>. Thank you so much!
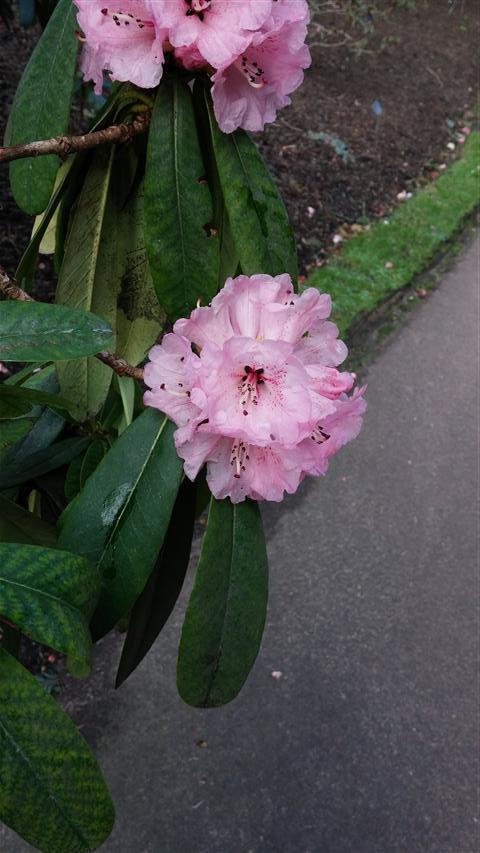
<box><xmin>58</xmin><ymin>410</ymin><xmax>183</xmax><ymax>639</ymax></box>
<box><xmin>203</xmin><ymin>86</ymin><xmax>297</xmax><ymax>282</ymax></box>
<box><xmin>6</xmin><ymin>0</ymin><xmax>78</xmax><ymax>214</ymax></box>
<box><xmin>116</xmin><ymin>478</ymin><xmax>196</xmax><ymax>687</ymax></box>
<box><xmin>0</xmin><ymin>301</ymin><xmax>113</xmax><ymax>362</ymax></box>
<box><xmin>177</xmin><ymin>497</ymin><xmax>268</xmax><ymax>707</ymax></box>
<box><xmin>145</xmin><ymin>78</ymin><xmax>219</xmax><ymax>321</ymax></box>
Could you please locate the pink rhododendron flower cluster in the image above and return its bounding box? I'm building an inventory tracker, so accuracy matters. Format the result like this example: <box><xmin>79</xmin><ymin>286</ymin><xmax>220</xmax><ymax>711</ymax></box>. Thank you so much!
<box><xmin>74</xmin><ymin>0</ymin><xmax>311</xmax><ymax>132</ymax></box>
<box><xmin>144</xmin><ymin>274</ymin><xmax>366</xmax><ymax>503</ymax></box>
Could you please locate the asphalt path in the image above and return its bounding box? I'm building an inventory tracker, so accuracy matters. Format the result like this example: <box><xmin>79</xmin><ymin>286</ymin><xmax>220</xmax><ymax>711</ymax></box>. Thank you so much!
<box><xmin>1</xmin><ymin>234</ymin><xmax>478</xmax><ymax>853</ymax></box>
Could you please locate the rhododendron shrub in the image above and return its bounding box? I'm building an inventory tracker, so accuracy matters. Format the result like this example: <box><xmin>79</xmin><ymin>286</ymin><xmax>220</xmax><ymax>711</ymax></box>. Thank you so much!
<box><xmin>0</xmin><ymin>1</ymin><xmax>364</xmax><ymax>850</ymax></box>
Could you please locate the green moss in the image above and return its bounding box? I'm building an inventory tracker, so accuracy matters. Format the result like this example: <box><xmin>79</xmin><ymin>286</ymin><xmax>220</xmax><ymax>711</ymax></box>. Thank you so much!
<box><xmin>307</xmin><ymin>132</ymin><xmax>480</xmax><ymax>336</ymax></box>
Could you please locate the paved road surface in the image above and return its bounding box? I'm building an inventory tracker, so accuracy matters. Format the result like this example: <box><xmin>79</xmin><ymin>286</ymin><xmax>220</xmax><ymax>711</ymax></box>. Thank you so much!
<box><xmin>1</xmin><ymin>234</ymin><xmax>478</xmax><ymax>853</ymax></box>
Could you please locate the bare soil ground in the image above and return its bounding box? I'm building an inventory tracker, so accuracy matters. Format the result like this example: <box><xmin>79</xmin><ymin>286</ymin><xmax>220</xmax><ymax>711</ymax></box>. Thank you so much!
<box><xmin>1</xmin><ymin>1</ymin><xmax>479</xmax><ymax>281</ymax></box>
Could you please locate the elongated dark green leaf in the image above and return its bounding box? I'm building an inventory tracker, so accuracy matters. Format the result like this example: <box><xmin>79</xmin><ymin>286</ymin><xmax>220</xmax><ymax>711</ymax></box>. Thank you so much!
<box><xmin>0</xmin><ymin>418</ymin><xmax>32</xmax><ymax>450</ymax></box>
<box><xmin>79</xmin><ymin>438</ymin><xmax>107</xmax><ymax>486</ymax></box>
<box><xmin>0</xmin><ymin>436</ymin><xmax>89</xmax><ymax>490</ymax></box>
<box><xmin>64</xmin><ymin>438</ymin><xmax>108</xmax><ymax>504</ymax></box>
<box><xmin>192</xmin><ymin>79</ymin><xmax>239</xmax><ymax>287</ymax></box>
<box><xmin>0</xmin><ymin>494</ymin><xmax>56</xmax><ymax>546</ymax></box>
<box><xmin>0</xmin><ymin>301</ymin><xmax>113</xmax><ymax>362</ymax></box>
<box><xmin>116</xmin><ymin>178</ymin><xmax>165</xmax><ymax>365</ymax></box>
<box><xmin>15</xmin><ymin>86</ymin><xmax>132</xmax><ymax>290</ymax></box>
<box><xmin>0</xmin><ymin>392</ymin><xmax>31</xmax><ymax>419</ymax></box>
<box><xmin>0</xmin><ymin>367</ymin><xmax>65</xmax><ymax>471</ymax></box>
<box><xmin>116</xmin><ymin>478</ymin><xmax>196</xmax><ymax>687</ymax></box>
<box><xmin>0</xmin><ymin>543</ymin><xmax>99</xmax><ymax>674</ymax></box>
<box><xmin>0</xmin><ymin>399</ymin><xmax>64</xmax><ymax>473</ymax></box>
<box><xmin>15</xmin><ymin>405</ymin><xmax>64</xmax><ymax>455</ymax></box>
<box><xmin>56</xmin><ymin>146</ymin><xmax>119</xmax><ymax>420</ymax></box>
<box><xmin>58</xmin><ymin>410</ymin><xmax>183</xmax><ymax>639</ymax></box>
<box><xmin>145</xmin><ymin>78</ymin><xmax>219</xmax><ymax>321</ymax></box>
<box><xmin>202</xmin><ymin>84</ymin><xmax>297</xmax><ymax>282</ymax></box>
<box><xmin>177</xmin><ymin>497</ymin><xmax>268</xmax><ymax>707</ymax></box>
<box><xmin>64</xmin><ymin>451</ymin><xmax>86</xmax><ymax>502</ymax></box>
<box><xmin>15</xmin><ymin>157</ymin><xmax>77</xmax><ymax>293</ymax></box>
<box><xmin>0</xmin><ymin>384</ymin><xmax>73</xmax><ymax>417</ymax></box>
<box><xmin>6</xmin><ymin>0</ymin><xmax>78</xmax><ymax>214</ymax></box>
<box><xmin>0</xmin><ymin>648</ymin><xmax>114</xmax><ymax>853</ymax></box>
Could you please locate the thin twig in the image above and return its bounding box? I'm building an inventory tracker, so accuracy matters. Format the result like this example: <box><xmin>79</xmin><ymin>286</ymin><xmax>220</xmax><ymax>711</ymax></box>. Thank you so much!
<box><xmin>0</xmin><ymin>112</ymin><xmax>151</xmax><ymax>165</ymax></box>
<box><xmin>95</xmin><ymin>351</ymin><xmax>145</xmax><ymax>382</ymax></box>
<box><xmin>0</xmin><ymin>267</ymin><xmax>34</xmax><ymax>301</ymax></box>
<box><xmin>0</xmin><ymin>267</ymin><xmax>145</xmax><ymax>382</ymax></box>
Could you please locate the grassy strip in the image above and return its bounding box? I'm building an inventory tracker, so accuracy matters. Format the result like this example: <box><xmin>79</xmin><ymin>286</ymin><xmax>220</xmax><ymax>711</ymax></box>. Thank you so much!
<box><xmin>307</xmin><ymin>131</ymin><xmax>480</xmax><ymax>336</ymax></box>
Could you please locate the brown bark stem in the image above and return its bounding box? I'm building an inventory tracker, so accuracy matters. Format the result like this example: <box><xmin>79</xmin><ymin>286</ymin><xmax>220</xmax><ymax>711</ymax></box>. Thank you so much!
<box><xmin>0</xmin><ymin>267</ymin><xmax>145</xmax><ymax>382</ymax></box>
<box><xmin>95</xmin><ymin>351</ymin><xmax>145</xmax><ymax>382</ymax></box>
<box><xmin>0</xmin><ymin>112</ymin><xmax>151</xmax><ymax>165</ymax></box>
<box><xmin>0</xmin><ymin>267</ymin><xmax>34</xmax><ymax>301</ymax></box>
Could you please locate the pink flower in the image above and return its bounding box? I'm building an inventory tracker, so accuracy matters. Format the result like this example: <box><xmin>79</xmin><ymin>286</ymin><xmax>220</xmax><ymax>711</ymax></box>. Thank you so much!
<box><xmin>173</xmin><ymin>44</ymin><xmax>206</xmax><ymax>70</ymax></box>
<box><xmin>75</xmin><ymin>0</ymin><xmax>167</xmax><ymax>94</ymax></box>
<box><xmin>152</xmin><ymin>0</ymin><xmax>273</xmax><ymax>68</ymax></box>
<box><xmin>211</xmin><ymin>2</ymin><xmax>311</xmax><ymax>133</ymax></box>
<box><xmin>144</xmin><ymin>274</ymin><xmax>366</xmax><ymax>503</ymax></box>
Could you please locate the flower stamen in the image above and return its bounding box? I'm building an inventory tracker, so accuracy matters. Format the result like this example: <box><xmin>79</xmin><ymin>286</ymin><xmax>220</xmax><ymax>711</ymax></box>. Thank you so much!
<box><xmin>236</xmin><ymin>55</ymin><xmax>266</xmax><ymax>88</ymax></box>
<box><xmin>100</xmin><ymin>8</ymin><xmax>154</xmax><ymax>28</ymax></box>
<box><xmin>230</xmin><ymin>439</ymin><xmax>249</xmax><ymax>478</ymax></box>
<box><xmin>311</xmin><ymin>425</ymin><xmax>330</xmax><ymax>445</ymax></box>
<box><xmin>239</xmin><ymin>366</ymin><xmax>266</xmax><ymax>414</ymax></box>
<box><xmin>160</xmin><ymin>382</ymin><xmax>191</xmax><ymax>398</ymax></box>
<box><xmin>184</xmin><ymin>0</ymin><xmax>211</xmax><ymax>19</ymax></box>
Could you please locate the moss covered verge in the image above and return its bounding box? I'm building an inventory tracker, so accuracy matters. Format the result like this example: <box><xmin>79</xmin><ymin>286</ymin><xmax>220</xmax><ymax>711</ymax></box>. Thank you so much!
<box><xmin>307</xmin><ymin>132</ymin><xmax>480</xmax><ymax>337</ymax></box>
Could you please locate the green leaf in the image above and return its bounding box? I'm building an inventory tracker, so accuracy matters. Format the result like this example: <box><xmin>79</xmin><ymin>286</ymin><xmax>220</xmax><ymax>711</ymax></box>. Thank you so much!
<box><xmin>15</xmin><ymin>85</ymin><xmax>130</xmax><ymax>291</ymax></box>
<box><xmin>6</xmin><ymin>0</ymin><xmax>79</xmax><ymax>214</ymax></box>
<box><xmin>57</xmin><ymin>410</ymin><xmax>184</xmax><ymax>639</ymax></box>
<box><xmin>0</xmin><ymin>368</ymin><xmax>65</xmax><ymax>471</ymax></box>
<box><xmin>192</xmin><ymin>79</ymin><xmax>239</xmax><ymax>287</ymax></box>
<box><xmin>0</xmin><ymin>436</ymin><xmax>89</xmax><ymax>490</ymax></box>
<box><xmin>116</xmin><ymin>178</ymin><xmax>165</xmax><ymax>366</ymax></box>
<box><xmin>0</xmin><ymin>391</ymin><xmax>31</xmax><ymax>419</ymax></box>
<box><xmin>116</xmin><ymin>478</ymin><xmax>196</xmax><ymax>687</ymax></box>
<box><xmin>177</xmin><ymin>497</ymin><xmax>269</xmax><ymax>708</ymax></box>
<box><xmin>79</xmin><ymin>438</ymin><xmax>107</xmax><ymax>487</ymax></box>
<box><xmin>145</xmin><ymin>77</ymin><xmax>219</xmax><ymax>321</ymax></box>
<box><xmin>0</xmin><ymin>648</ymin><xmax>114</xmax><ymax>853</ymax></box>
<box><xmin>15</xmin><ymin>156</ymin><xmax>81</xmax><ymax>291</ymax></box>
<box><xmin>0</xmin><ymin>301</ymin><xmax>113</xmax><ymax>362</ymax></box>
<box><xmin>56</xmin><ymin>146</ymin><xmax>119</xmax><ymax>420</ymax></box>
<box><xmin>0</xmin><ymin>384</ymin><xmax>74</xmax><ymax>418</ymax></box>
<box><xmin>0</xmin><ymin>494</ymin><xmax>56</xmax><ymax>546</ymax></box>
<box><xmin>0</xmin><ymin>542</ymin><xmax>99</xmax><ymax>674</ymax></box>
<box><xmin>0</xmin><ymin>418</ymin><xmax>32</xmax><ymax>450</ymax></box>
<box><xmin>64</xmin><ymin>440</ymin><xmax>107</xmax><ymax>502</ymax></box>
<box><xmin>64</xmin><ymin>452</ymin><xmax>85</xmax><ymax>502</ymax></box>
<box><xmin>202</xmin><ymin>84</ymin><xmax>297</xmax><ymax>282</ymax></box>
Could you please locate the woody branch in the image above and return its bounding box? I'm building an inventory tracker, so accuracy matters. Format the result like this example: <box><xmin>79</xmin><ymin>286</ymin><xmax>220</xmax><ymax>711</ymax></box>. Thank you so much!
<box><xmin>0</xmin><ymin>267</ymin><xmax>145</xmax><ymax>382</ymax></box>
<box><xmin>0</xmin><ymin>112</ymin><xmax>151</xmax><ymax>165</ymax></box>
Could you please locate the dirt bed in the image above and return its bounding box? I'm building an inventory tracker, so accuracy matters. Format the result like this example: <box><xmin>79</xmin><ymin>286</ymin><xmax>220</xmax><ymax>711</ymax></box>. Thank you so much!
<box><xmin>1</xmin><ymin>0</ymin><xmax>479</xmax><ymax>283</ymax></box>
